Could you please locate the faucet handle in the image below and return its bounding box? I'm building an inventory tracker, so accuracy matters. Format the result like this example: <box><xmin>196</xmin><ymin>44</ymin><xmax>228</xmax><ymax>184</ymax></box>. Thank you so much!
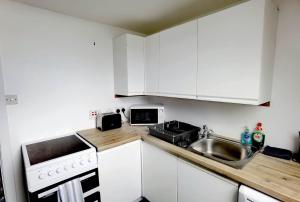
<box><xmin>207</xmin><ymin>129</ymin><xmax>214</xmax><ymax>136</ymax></box>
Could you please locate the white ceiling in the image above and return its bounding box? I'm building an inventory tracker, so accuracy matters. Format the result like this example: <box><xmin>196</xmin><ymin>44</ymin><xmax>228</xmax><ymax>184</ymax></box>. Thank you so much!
<box><xmin>11</xmin><ymin>0</ymin><xmax>244</xmax><ymax>35</ymax></box>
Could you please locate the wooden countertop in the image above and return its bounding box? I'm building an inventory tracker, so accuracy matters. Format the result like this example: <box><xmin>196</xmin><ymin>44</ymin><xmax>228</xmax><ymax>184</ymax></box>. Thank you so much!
<box><xmin>78</xmin><ymin>126</ymin><xmax>300</xmax><ymax>202</ymax></box>
<box><xmin>77</xmin><ymin>125</ymin><xmax>148</xmax><ymax>151</ymax></box>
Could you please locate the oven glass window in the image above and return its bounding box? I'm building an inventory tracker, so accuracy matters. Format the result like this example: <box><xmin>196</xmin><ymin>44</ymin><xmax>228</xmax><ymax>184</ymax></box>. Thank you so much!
<box><xmin>131</xmin><ymin>109</ymin><xmax>158</xmax><ymax>124</ymax></box>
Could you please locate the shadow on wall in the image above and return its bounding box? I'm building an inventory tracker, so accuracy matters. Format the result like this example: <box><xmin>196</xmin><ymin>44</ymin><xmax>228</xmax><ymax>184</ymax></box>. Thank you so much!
<box><xmin>146</xmin><ymin>0</ymin><xmax>300</xmax><ymax>151</ymax></box>
<box><xmin>0</xmin><ymin>56</ymin><xmax>17</xmax><ymax>202</ymax></box>
<box><xmin>148</xmin><ymin>95</ymin><xmax>299</xmax><ymax>152</ymax></box>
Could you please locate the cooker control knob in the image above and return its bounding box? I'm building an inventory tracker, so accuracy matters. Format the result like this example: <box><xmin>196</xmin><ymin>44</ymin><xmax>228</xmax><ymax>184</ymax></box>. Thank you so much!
<box><xmin>80</xmin><ymin>160</ymin><xmax>85</xmax><ymax>166</ymax></box>
<box><xmin>56</xmin><ymin>168</ymin><xmax>62</xmax><ymax>174</ymax></box>
<box><xmin>48</xmin><ymin>170</ymin><xmax>54</xmax><ymax>176</ymax></box>
<box><xmin>72</xmin><ymin>163</ymin><xmax>77</xmax><ymax>168</ymax></box>
<box><xmin>64</xmin><ymin>165</ymin><xmax>70</xmax><ymax>171</ymax></box>
<box><xmin>88</xmin><ymin>157</ymin><xmax>96</xmax><ymax>163</ymax></box>
<box><xmin>38</xmin><ymin>173</ymin><xmax>46</xmax><ymax>180</ymax></box>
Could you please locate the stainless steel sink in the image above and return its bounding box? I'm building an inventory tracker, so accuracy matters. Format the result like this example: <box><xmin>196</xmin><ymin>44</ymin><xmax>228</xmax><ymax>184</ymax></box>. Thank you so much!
<box><xmin>188</xmin><ymin>136</ymin><xmax>257</xmax><ymax>168</ymax></box>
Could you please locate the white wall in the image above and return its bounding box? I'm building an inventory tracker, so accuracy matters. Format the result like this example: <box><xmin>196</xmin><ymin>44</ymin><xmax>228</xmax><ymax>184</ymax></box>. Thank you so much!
<box><xmin>0</xmin><ymin>55</ymin><xmax>17</xmax><ymax>202</ymax></box>
<box><xmin>0</xmin><ymin>1</ymin><xmax>148</xmax><ymax>201</ymax></box>
<box><xmin>150</xmin><ymin>0</ymin><xmax>300</xmax><ymax>152</ymax></box>
<box><xmin>1</xmin><ymin>0</ymin><xmax>299</xmax><ymax>201</ymax></box>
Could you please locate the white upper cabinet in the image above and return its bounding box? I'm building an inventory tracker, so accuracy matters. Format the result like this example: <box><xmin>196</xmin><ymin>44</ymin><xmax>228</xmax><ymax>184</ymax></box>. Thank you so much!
<box><xmin>116</xmin><ymin>0</ymin><xmax>278</xmax><ymax>104</ymax></box>
<box><xmin>159</xmin><ymin>20</ymin><xmax>198</xmax><ymax>99</ymax></box>
<box><xmin>197</xmin><ymin>0</ymin><xmax>278</xmax><ymax>105</ymax></box>
<box><xmin>113</xmin><ymin>34</ymin><xmax>145</xmax><ymax>96</ymax></box>
<box><xmin>145</xmin><ymin>33</ymin><xmax>160</xmax><ymax>95</ymax></box>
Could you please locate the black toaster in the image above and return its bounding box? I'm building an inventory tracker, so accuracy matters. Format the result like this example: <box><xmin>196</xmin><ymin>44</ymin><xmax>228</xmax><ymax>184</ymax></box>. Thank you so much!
<box><xmin>96</xmin><ymin>113</ymin><xmax>122</xmax><ymax>131</ymax></box>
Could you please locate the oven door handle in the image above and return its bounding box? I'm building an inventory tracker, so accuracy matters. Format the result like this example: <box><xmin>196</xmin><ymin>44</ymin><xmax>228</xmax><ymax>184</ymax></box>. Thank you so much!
<box><xmin>38</xmin><ymin>172</ymin><xmax>96</xmax><ymax>199</ymax></box>
<box><xmin>39</xmin><ymin>191</ymin><xmax>56</xmax><ymax>199</ymax></box>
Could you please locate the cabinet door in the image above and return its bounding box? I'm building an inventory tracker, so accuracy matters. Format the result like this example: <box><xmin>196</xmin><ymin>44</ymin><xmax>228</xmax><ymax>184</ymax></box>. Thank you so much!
<box><xmin>127</xmin><ymin>34</ymin><xmax>145</xmax><ymax>95</ymax></box>
<box><xmin>98</xmin><ymin>140</ymin><xmax>141</xmax><ymax>202</ymax></box>
<box><xmin>142</xmin><ymin>142</ymin><xmax>177</xmax><ymax>202</ymax></box>
<box><xmin>178</xmin><ymin>158</ymin><xmax>238</xmax><ymax>202</ymax></box>
<box><xmin>159</xmin><ymin>20</ymin><xmax>198</xmax><ymax>98</ymax></box>
<box><xmin>197</xmin><ymin>0</ymin><xmax>266</xmax><ymax>103</ymax></box>
<box><xmin>145</xmin><ymin>33</ymin><xmax>160</xmax><ymax>94</ymax></box>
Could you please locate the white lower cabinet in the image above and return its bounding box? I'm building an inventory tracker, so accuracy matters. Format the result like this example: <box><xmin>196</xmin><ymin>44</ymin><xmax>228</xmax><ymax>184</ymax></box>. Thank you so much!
<box><xmin>99</xmin><ymin>141</ymin><xmax>238</xmax><ymax>202</ymax></box>
<box><xmin>142</xmin><ymin>142</ymin><xmax>177</xmax><ymax>202</ymax></box>
<box><xmin>98</xmin><ymin>140</ymin><xmax>142</xmax><ymax>202</ymax></box>
<box><xmin>178</xmin><ymin>158</ymin><xmax>238</xmax><ymax>202</ymax></box>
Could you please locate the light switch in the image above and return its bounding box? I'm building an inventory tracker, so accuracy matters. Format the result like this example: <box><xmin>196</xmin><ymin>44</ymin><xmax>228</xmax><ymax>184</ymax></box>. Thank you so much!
<box><xmin>5</xmin><ymin>95</ymin><xmax>18</xmax><ymax>105</ymax></box>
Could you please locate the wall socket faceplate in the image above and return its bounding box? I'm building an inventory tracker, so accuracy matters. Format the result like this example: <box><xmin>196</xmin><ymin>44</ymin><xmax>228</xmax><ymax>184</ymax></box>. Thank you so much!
<box><xmin>5</xmin><ymin>95</ymin><xmax>18</xmax><ymax>105</ymax></box>
<box><xmin>89</xmin><ymin>110</ymin><xmax>98</xmax><ymax>120</ymax></box>
<box><xmin>113</xmin><ymin>106</ymin><xmax>125</xmax><ymax>114</ymax></box>
<box><xmin>89</xmin><ymin>107</ymin><xmax>125</xmax><ymax>120</ymax></box>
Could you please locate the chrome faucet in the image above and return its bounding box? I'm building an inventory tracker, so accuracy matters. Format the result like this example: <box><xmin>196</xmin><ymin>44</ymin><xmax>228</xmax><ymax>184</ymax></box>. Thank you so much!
<box><xmin>200</xmin><ymin>125</ymin><xmax>214</xmax><ymax>139</ymax></box>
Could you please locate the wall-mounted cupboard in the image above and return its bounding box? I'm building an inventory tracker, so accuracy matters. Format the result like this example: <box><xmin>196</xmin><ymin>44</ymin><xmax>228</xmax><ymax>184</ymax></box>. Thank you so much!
<box><xmin>196</xmin><ymin>0</ymin><xmax>278</xmax><ymax>105</ymax></box>
<box><xmin>158</xmin><ymin>20</ymin><xmax>198</xmax><ymax>99</ymax></box>
<box><xmin>113</xmin><ymin>34</ymin><xmax>145</xmax><ymax>96</ymax></box>
<box><xmin>114</xmin><ymin>0</ymin><xmax>278</xmax><ymax>105</ymax></box>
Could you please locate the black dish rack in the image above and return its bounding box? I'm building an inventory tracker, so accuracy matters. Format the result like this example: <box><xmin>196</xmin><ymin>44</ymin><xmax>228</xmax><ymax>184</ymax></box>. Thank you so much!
<box><xmin>148</xmin><ymin>120</ymin><xmax>201</xmax><ymax>148</ymax></box>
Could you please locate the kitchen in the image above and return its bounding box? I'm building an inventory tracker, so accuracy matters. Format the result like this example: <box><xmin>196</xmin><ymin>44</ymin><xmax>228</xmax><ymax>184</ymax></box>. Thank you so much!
<box><xmin>0</xmin><ymin>0</ymin><xmax>300</xmax><ymax>201</ymax></box>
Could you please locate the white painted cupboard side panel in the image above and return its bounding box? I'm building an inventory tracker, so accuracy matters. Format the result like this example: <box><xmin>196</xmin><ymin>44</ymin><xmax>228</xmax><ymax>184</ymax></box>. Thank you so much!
<box><xmin>259</xmin><ymin>0</ymin><xmax>279</xmax><ymax>103</ymax></box>
<box><xmin>127</xmin><ymin>34</ymin><xmax>145</xmax><ymax>94</ymax></box>
<box><xmin>145</xmin><ymin>33</ymin><xmax>160</xmax><ymax>94</ymax></box>
<box><xmin>113</xmin><ymin>35</ymin><xmax>128</xmax><ymax>95</ymax></box>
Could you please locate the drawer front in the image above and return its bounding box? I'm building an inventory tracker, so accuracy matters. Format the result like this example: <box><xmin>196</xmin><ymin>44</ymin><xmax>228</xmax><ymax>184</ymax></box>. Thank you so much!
<box><xmin>85</xmin><ymin>191</ymin><xmax>101</xmax><ymax>202</ymax></box>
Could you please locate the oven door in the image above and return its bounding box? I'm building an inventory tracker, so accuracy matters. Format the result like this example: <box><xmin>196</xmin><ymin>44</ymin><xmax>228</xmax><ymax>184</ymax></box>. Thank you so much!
<box><xmin>0</xmin><ymin>160</ymin><xmax>5</xmax><ymax>202</ymax></box>
<box><xmin>28</xmin><ymin>169</ymin><xmax>100</xmax><ymax>202</ymax></box>
<box><xmin>130</xmin><ymin>108</ymin><xmax>158</xmax><ymax>125</ymax></box>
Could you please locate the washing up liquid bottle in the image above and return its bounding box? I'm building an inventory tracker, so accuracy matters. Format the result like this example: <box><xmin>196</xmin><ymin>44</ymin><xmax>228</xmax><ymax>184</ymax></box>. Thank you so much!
<box><xmin>241</xmin><ymin>126</ymin><xmax>252</xmax><ymax>145</ymax></box>
<box><xmin>252</xmin><ymin>122</ymin><xmax>265</xmax><ymax>150</ymax></box>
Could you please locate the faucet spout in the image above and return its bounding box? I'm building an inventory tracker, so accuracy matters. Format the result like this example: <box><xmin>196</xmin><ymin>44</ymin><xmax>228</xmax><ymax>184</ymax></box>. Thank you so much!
<box><xmin>201</xmin><ymin>125</ymin><xmax>214</xmax><ymax>139</ymax></box>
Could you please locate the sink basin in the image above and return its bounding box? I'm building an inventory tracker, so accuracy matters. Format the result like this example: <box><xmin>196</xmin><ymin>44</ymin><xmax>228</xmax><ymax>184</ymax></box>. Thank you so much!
<box><xmin>188</xmin><ymin>136</ymin><xmax>257</xmax><ymax>168</ymax></box>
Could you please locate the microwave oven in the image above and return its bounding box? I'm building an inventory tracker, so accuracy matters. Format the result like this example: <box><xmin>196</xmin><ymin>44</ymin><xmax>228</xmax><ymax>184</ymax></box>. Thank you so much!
<box><xmin>130</xmin><ymin>105</ymin><xmax>164</xmax><ymax>125</ymax></box>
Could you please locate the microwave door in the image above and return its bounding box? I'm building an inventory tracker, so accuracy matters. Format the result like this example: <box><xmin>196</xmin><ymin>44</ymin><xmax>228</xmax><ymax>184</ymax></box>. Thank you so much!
<box><xmin>131</xmin><ymin>109</ymin><xmax>158</xmax><ymax>125</ymax></box>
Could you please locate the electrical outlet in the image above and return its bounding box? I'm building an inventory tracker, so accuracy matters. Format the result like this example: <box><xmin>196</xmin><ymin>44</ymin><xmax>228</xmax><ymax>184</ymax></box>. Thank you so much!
<box><xmin>89</xmin><ymin>110</ymin><xmax>98</xmax><ymax>120</ymax></box>
<box><xmin>5</xmin><ymin>95</ymin><xmax>18</xmax><ymax>105</ymax></box>
<box><xmin>113</xmin><ymin>106</ymin><xmax>124</xmax><ymax>114</ymax></box>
